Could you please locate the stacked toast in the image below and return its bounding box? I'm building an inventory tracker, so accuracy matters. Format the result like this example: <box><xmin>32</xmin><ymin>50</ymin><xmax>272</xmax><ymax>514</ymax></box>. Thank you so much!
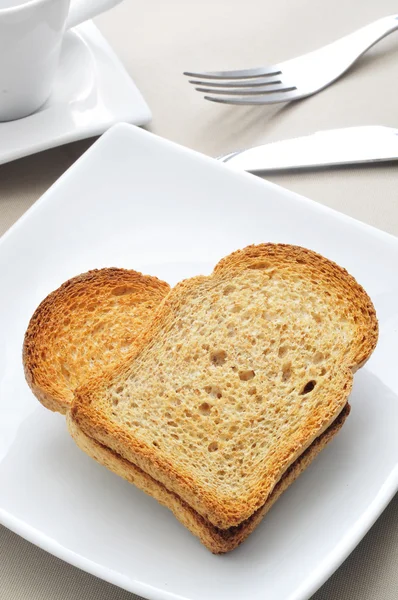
<box><xmin>23</xmin><ymin>244</ymin><xmax>378</xmax><ymax>553</ymax></box>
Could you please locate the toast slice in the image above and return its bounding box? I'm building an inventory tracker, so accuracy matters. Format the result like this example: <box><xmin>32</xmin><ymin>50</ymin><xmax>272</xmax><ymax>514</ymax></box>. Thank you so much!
<box><xmin>71</xmin><ymin>244</ymin><xmax>378</xmax><ymax>529</ymax></box>
<box><xmin>23</xmin><ymin>268</ymin><xmax>170</xmax><ymax>414</ymax></box>
<box><xmin>67</xmin><ymin>404</ymin><xmax>350</xmax><ymax>553</ymax></box>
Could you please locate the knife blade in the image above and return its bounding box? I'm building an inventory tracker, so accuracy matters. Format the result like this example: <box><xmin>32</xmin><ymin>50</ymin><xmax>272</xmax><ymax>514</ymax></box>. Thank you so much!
<box><xmin>220</xmin><ymin>126</ymin><xmax>398</xmax><ymax>172</ymax></box>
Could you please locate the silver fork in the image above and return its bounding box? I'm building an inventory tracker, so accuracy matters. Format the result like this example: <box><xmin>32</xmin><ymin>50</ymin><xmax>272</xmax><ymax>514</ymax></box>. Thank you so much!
<box><xmin>184</xmin><ymin>15</ymin><xmax>398</xmax><ymax>105</ymax></box>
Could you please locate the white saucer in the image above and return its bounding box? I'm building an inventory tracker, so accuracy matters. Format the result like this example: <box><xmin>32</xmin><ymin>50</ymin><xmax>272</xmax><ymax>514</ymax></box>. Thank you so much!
<box><xmin>0</xmin><ymin>22</ymin><xmax>151</xmax><ymax>166</ymax></box>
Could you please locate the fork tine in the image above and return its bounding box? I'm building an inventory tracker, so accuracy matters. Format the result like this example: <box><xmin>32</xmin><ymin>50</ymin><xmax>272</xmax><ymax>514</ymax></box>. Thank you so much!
<box><xmin>204</xmin><ymin>91</ymin><xmax>298</xmax><ymax>105</ymax></box>
<box><xmin>196</xmin><ymin>84</ymin><xmax>295</xmax><ymax>96</ymax></box>
<box><xmin>183</xmin><ymin>66</ymin><xmax>281</xmax><ymax>80</ymax></box>
<box><xmin>188</xmin><ymin>76</ymin><xmax>282</xmax><ymax>88</ymax></box>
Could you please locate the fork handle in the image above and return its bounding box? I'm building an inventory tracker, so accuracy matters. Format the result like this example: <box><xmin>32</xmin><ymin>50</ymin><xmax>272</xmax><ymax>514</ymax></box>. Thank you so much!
<box><xmin>309</xmin><ymin>15</ymin><xmax>398</xmax><ymax>75</ymax></box>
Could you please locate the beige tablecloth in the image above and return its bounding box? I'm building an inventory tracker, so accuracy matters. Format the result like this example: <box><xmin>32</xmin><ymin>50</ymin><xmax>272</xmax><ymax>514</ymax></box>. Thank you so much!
<box><xmin>1</xmin><ymin>0</ymin><xmax>398</xmax><ymax>598</ymax></box>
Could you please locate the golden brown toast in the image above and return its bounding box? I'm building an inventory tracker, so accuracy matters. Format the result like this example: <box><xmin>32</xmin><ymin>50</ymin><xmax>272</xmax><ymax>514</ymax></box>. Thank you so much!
<box><xmin>23</xmin><ymin>268</ymin><xmax>170</xmax><ymax>414</ymax></box>
<box><xmin>71</xmin><ymin>244</ymin><xmax>377</xmax><ymax>529</ymax></box>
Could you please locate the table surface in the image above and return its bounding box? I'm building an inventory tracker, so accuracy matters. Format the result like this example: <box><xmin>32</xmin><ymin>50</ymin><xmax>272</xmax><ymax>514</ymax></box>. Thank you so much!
<box><xmin>1</xmin><ymin>0</ymin><xmax>398</xmax><ymax>598</ymax></box>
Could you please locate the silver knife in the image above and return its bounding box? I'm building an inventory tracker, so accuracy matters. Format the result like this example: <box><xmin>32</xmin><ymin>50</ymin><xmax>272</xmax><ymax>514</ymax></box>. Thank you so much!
<box><xmin>219</xmin><ymin>126</ymin><xmax>398</xmax><ymax>172</ymax></box>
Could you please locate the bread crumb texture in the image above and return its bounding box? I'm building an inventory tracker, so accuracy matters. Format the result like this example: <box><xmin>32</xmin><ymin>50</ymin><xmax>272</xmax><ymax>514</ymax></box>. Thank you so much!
<box><xmin>71</xmin><ymin>245</ymin><xmax>378</xmax><ymax>528</ymax></box>
<box><xmin>23</xmin><ymin>268</ymin><xmax>170</xmax><ymax>413</ymax></box>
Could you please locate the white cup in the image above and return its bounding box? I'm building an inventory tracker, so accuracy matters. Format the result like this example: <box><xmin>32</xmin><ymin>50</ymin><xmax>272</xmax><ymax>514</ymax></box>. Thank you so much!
<box><xmin>0</xmin><ymin>0</ymin><xmax>123</xmax><ymax>121</ymax></box>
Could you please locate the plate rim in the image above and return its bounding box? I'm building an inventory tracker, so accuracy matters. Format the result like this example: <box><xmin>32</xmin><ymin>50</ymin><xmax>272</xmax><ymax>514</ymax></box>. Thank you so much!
<box><xmin>2</xmin><ymin>123</ymin><xmax>398</xmax><ymax>251</ymax></box>
<box><xmin>2</xmin><ymin>469</ymin><xmax>398</xmax><ymax>600</ymax></box>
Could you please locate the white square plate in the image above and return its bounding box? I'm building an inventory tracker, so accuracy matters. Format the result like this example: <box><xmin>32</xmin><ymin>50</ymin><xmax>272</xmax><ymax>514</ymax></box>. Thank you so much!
<box><xmin>1</xmin><ymin>123</ymin><xmax>397</xmax><ymax>600</ymax></box>
<box><xmin>0</xmin><ymin>22</ymin><xmax>151</xmax><ymax>166</ymax></box>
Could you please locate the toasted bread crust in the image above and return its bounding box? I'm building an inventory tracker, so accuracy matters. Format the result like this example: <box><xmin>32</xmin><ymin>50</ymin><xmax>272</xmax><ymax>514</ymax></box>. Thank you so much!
<box><xmin>214</xmin><ymin>244</ymin><xmax>378</xmax><ymax>370</ymax></box>
<box><xmin>72</xmin><ymin>245</ymin><xmax>378</xmax><ymax>529</ymax></box>
<box><xmin>67</xmin><ymin>404</ymin><xmax>350</xmax><ymax>553</ymax></box>
<box><xmin>23</xmin><ymin>268</ymin><xmax>170</xmax><ymax>414</ymax></box>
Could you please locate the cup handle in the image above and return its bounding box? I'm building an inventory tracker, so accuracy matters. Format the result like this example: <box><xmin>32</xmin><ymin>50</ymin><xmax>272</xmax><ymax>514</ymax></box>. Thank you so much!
<box><xmin>65</xmin><ymin>0</ymin><xmax>123</xmax><ymax>30</ymax></box>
